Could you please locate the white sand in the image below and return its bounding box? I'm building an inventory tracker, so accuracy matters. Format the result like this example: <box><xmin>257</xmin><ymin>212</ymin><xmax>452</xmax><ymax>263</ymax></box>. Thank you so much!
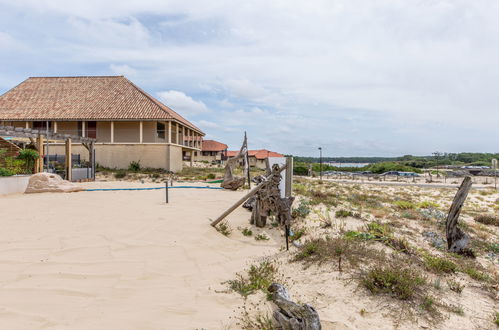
<box><xmin>0</xmin><ymin>181</ymin><xmax>280</xmax><ymax>329</ymax></box>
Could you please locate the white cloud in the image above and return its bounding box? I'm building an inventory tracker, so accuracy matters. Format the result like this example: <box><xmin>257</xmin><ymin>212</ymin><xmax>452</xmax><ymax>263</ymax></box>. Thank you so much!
<box><xmin>1</xmin><ymin>0</ymin><xmax>499</xmax><ymax>155</ymax></box>
<box><xmin>157</xmin><ymin>90</ymin><xmax>209</xmax><ymax>115</ymax></box>
<box><xmin>110</xmin><ymin>64</ymin><xmax>137</xmax><ymax>76</ymax></box>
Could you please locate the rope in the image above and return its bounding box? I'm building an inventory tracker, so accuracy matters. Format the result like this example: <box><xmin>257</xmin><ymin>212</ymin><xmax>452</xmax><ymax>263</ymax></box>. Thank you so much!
<box><xmin>85</xmin><ymin>186</ymin><xmax>223</xmax><ymax>192</ymax></box>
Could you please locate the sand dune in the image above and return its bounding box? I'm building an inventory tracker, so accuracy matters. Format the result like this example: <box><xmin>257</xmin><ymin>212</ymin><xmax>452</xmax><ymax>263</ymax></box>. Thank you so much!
<box><xmin>0</xmin><ymin>181</ymin><xmax>278</xmax><ymax>329</ymax></box>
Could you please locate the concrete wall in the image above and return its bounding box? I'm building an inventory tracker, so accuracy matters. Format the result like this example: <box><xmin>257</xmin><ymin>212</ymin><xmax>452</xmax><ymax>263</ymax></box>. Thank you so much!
<box><xmin>114</xmin><ymin>121</ymin><xmax>140</xmax><ymax>143</ymax></box>
<box><xmin>166</xmin><ymin>145</ymin><xmax>183</xmax><ymax>172</ymax></box>
<box><xmin>57</xmin><ymin>121</ymin><xmax>78</xmax><ymax>135</ymax></box>
<box><xmin>0</xmin><ymin>175</ymin><xmax>30</xmax><ymax>195</ymax></box>
<box><xmin>97</xmin><ymin>122</ymin><xmax>111</xmax><ymax>142</ymax></box>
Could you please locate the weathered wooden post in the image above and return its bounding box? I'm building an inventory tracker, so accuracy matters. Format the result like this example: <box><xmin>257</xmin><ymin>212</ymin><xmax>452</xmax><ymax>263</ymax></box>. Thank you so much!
<box><xmin>446</xmin><ymin>176</ymin><xmax>473</xmax><ymax>255</ymax></box>
<box><xmin>268</xmin><ymin>283</ymin><xmax>321</xmax><ymax>330</ymax></box>
<box><xmin>65</xmin><ymin>138</ymin><xmax>72</xmax><ymax>181</ymax></box>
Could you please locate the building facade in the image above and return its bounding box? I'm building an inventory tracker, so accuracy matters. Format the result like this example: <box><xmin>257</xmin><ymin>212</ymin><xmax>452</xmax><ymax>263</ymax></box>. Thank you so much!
<box><xmin>195</xmin><ymin>140</ymin><xmax>228</xmax><ymax>164</ymax></box>
<box><xmin>0</xmin><ymin>76</ymin><xmax>204</xmax><ymax>172</ymax></box>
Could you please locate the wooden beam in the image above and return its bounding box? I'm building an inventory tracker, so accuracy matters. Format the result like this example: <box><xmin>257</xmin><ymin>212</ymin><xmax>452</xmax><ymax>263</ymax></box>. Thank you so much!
<box><xmin>110</xmin><ymin>121</ymin><xmax>114</xmax><ymax>143</ymax></box>
<box><xmin>65</xmin><ymin>138</ymin><xmax>72</xmax><ymax>181</ymax></box>
<box><xmin>167</xmin><ymin>121</ymin><xmax>171</xmax><ymax>143</ymax></box>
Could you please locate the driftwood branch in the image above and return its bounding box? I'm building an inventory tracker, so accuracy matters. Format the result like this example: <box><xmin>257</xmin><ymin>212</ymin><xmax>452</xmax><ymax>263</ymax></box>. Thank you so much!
<box><xmin>445</xmin><ymin>176</ymin><xmax>473</xmax><ymax>255</ymax></box>
<box><xmin>211</xmin><ymin>164</ymin><xmax>288</xmax><ymax>228</ymax></box>
<box><xmin>268</xmin><ymin>283</ymin><xmax>321</xmax><ymax>330</ymax></box>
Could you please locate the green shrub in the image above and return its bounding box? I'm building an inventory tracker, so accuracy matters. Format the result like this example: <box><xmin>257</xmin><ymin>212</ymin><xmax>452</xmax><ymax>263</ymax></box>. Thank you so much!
<box><xmin>393</xmin><ymin>200</ymin><xmax>416</xmax><ymax>210</ymax></box>
<box><xmin>216</xmin><ymin>221</ymin><xmax>232</xmax><ymax>236</ymax></box>
<box><xmin>423</xmin><ymin>254</ymin><xmax>457</xmax><ymax>273</ymax></box>
<box><xmin>362</xmin><ymin>265</ymin><xmax>425</xmax><ymax>300</ymax></box>
<box><xmin>206</xmin><ymin>173</ymin><xmax>216</xmax><ymax>180</ymax></box>
<box><xmin>292</xmin><ymin>200</ymin><xmax>311</xmax><ymax>219</ymax></box>
<box><xmin>128</xmin><ymin>161</ymin><xmax>141</xmax><ymax>172</ymax></box>
<box><xmin>114</xmin><ymin>171</ymin><xmax>127</xmax><ymax>179</ymax></box>
<box><xmin>255</xmin><ymin>233</ymin><xmax>269</xmax><ymax>241</ymax></box>
<box><xmin>241</xmin><ymin>228</ymin><xmax>253</xmax><ymax>236</ymax></box>
<box><xmin>335</xmin><ymin>209</ymin><xmax>353</xmax><ymax>218</ymax></box>
<box><xmin>0</xmin><ymin>167</ymin><xmax>14</xmax><ymax>176</ymax></box>
<box><xmin>293</xmin><ymin>237</ymin><xmax>380</xmax><ymax>271</ymax></box>
<box><xmin>226</xmin><ymin>260</ymin><xmax>278</xmax><ymax>297</ymax></box>
<box><xmin>17</xmin><ymin>149</ymin><xmax>39</xmax><ymax>173</ymax></box>
<box><xmin>417</xmin><ymin>201</ymin><xmax>440</xmax><ymax>209</ymax></box>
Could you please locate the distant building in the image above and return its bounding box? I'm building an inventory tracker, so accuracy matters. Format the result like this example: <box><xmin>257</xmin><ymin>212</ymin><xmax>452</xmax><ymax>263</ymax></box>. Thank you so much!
<box><xmin>227</xmin><ymin>149</ymin><xmax>284</xmax><ymax>169</ymax></box>
<box><xmin>0</xmin><ymin>76</ymin><xmax>204</xmax><ymax>172</ymax></box>
<box><xmin>195</xmin><ymin>139</ymin><xmax>228</xmax><ymax>164</ymax></box>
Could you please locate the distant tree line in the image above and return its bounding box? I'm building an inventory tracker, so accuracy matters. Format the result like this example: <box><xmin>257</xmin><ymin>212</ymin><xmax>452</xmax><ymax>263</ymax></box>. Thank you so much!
<box><xmin>290</xmin><ymin>153</ymin><xmax>499</xmax><ymax>168</ymax></box>
<box><xmin>291</xmin><ymin>152</ymin><xmax>499</xmax><ymax>176</ymax></box>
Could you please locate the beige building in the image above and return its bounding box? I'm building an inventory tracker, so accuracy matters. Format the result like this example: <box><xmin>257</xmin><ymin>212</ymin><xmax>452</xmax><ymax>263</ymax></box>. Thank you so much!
<box><xmin>194</xmin><ymin>140</ymin><xmax>228</xmax><ymax>164</ymax></box>
<box><xmin>227</xmin><ymin>149</ymin><xmax>284</xmax><ymax>170</ymax></box>
<box><xmin>0</xmin><ymin>76</ymin><xmax>204</xmax><ymax>172</ymax></box>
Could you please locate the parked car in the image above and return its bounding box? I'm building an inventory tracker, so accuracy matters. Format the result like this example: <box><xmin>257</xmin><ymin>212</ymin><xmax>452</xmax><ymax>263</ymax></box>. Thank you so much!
<box><xmin>398</xmin><ymin>171</ymin><xmax>420</xmax><ymax>177</ymax></box>
<box><xmin>380</xmin><ymin>171</ymin><xmax>400</xmax><ymax>176</ymax></box>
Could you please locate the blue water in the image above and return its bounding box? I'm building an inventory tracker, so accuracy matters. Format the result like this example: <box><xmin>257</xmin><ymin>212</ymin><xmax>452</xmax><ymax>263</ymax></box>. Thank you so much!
<box><xmin>326</xmin><ymin>163</ymin><xmax>370</xmax><ymax>168</ymax></box>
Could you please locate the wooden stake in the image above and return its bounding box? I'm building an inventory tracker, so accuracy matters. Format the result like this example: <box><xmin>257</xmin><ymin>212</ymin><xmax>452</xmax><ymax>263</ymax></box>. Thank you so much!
<box><xmin>446</xmin><ymin>176</ymin><xmax>472</xmax><ymax>254</ymax></box>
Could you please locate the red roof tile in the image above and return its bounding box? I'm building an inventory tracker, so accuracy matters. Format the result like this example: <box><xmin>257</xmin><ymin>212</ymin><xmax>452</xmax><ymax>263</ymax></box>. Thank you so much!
<box><xmin>0</xmin><ymin>76</ymin><xmax>203</xmax><ymax>133</ymax></box>
<box><xmin>201</xmin><ymin>140</ymin><xmax>228</xmax><ymax>152</ymax></box>
<box><xmin>227</xmin><ymin>149</ymin><xmax>284</xmax><ymax>160</ymax></box>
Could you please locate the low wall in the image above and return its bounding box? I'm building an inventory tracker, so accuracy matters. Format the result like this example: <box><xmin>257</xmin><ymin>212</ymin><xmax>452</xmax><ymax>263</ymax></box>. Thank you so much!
<box><xmin>0</xmin><ymin>175</ymin><xmax>30</xmax><ymax>195</ymax></box>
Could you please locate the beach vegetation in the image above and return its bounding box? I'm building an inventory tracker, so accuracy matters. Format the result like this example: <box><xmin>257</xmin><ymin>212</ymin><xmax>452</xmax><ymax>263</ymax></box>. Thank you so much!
<box><xmin>216</xmin><ymin>221</ymin><xmax>232</xmax><ymax>236</ymax></box>
<box><xmin>474</xmin><ymin>214</ymin><xmax>499</xmax><ymax>226</ymax></box>
<box><xmin>226</xmin><ymin>260</ymin><xmax>278</xmax><ymax>297</ymax></box>
<box><xmin>361</xmin><ymin>264</ymin><xmax>425</xmax><ymax>300</ymax></box>
<box><xmin>255</xmin><ymin>233</ymin><xmax>269</xmax><ymax>241</ymax></box>
<box><xmin>241</xmin><ymin>228</ymin><xmax>253</xmax><ymax>236</ymax></box>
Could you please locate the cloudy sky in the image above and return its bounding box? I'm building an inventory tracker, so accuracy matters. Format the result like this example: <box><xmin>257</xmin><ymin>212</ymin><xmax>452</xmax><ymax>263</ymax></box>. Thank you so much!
<box><xmin>1</xmin><ymin>0</ymin><xmax>498</xmax><ymax>156</ymax></box>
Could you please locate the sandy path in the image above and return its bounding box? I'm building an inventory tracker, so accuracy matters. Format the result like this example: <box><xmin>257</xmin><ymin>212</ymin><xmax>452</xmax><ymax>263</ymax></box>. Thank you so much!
<box><xmin>0</xmin><ymin>181</ymin><xmax>278</xmax><ymax>329</ymax></box>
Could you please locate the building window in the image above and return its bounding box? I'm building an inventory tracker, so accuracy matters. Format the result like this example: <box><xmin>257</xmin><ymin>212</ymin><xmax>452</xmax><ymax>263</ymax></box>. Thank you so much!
<box><xmin>157</xmin><ymin>122</ymin><xmax>165</xmax><ymax>139</ymax></box>
<box><xmin>87</xmin><ymin>121</ymin><xmax>97</xmax><ymax>139</ymax></box>
<box><xmin>77</xmin><ymin>122</ymin><xmax>83</xmax><ymax>136</ymax></box>
<box><xmin>33</xmin><ymin>121</ymin><xmax>52</xmax><ymax>131</ymax></box>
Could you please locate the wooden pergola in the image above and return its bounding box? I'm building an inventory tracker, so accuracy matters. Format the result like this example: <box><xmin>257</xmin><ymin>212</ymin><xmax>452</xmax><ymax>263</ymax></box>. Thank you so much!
<box><xmin>0</xmin><ymin>125</ymin><xmax>96</xmax><ymax>181</ymax></box>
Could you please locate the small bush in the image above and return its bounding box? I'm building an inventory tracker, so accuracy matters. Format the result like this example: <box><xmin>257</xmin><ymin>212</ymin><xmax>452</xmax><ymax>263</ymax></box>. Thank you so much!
<box><xmin>365</xmin><ymin>221</ymin><xmax>392</xmax><ymax>240</ymax></box>
<box><xmin>0</xmin><ymin>167</ymin><xmax>14</xmax><ymax>176</ymax></box>
<box><xmin>206</xmin><ymin>173</ymin><xmax>216</xmax><ymax>180</ymax></box>
<box><xmin>423</xmin><ymin>255</ymin><xmax>457</xmax><ymax>274</ymax></box>
<box><xmin>226</xmin><ymin>260</ymin><xmax>278</xmax><ymax>297</ymax></box>
<box><xmin>474</xmin><ymin>214</ymin><xmax>499</xmax><ymax>226</ymax></box>
<box><xmin>241</xmin><ymin>228</ymin><xmax>253</xmax><ymax>236</ymax></box>
<box><xmin>461</xmin><ymin>266</ymin><xmax>489</xmax><ymax>282</ymax></box>
<box><xmin>494</xmin><ymin>312</ymin><xmax>499</xmax><ymax>326</ymax></box>
<box><xmin>255</xmin><ymin>233</ymin><xmax>269</xmax><ymax>241</ymax></box>
<box><xmin>128</xmin><ymin>161</ymin><xmax>141</xmax><ymax>172</ymax></box>
<box><xmin>293</xmin><ymin>237</ymin><xmax>380</xmax><ymax>271</ymax></box>
<box><xmin>418</xmin><ymin>201</ymin><xmax>440</xmax><ymax>209</ymax></box>
<box><xmin>420</xmin><ymin>296</ymin><xmax>436</xmax><ymax>312</ymax></box>
<box><xmin>393</xmin><ymin>200</ymin><xmax>416</xmax><ymax>210</ymax></box>
<box><xmin>292</xmin><ymin>200</ymin><xmax>311</xmax><ymax>219</ymax></box>
<box><xmin>114</xmin><ymin>171</ymin><xmax>127</xmax><ymax>179</ymax></box>
<box><xmin>335</xmin><ymin>209</ymin><xmax>353</xmax><ymax>218</ymax></box>
<box><xmin>447</xmin><ymin>279</ymin><xmax>464</xmax><ymax>293</ymax></box>
<box><xmin>290</xmin><ymin>228</ymin><xmax>305</xmax><ymax>242</ymax></box>
<box><xmin>362</xmin><ymin>265</ymin><xmax>425</xmax><ymax>300</ymax></box>
<box><xmin>17</xmin><ymin>149</ymin><xmax>39</xmax><ymax>173</ymax></box>
<box><xmin>216</xmin><ymin>221</ymin><xmax>232</xmax><ymax>236</ymax></box>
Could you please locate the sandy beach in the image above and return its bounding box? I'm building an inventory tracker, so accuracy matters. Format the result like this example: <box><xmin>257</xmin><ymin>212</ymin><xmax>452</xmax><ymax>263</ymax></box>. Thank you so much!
<box><xmin>0</xmin><ymin>181</ymin><xmax>280</xmax><ymax>329</ymax></box>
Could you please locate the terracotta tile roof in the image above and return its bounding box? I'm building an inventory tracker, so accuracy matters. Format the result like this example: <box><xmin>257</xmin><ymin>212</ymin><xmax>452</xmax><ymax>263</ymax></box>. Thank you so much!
<box><xmin>201</xmin><ymin>140</ymin><xmax>228</xmax><ymax>152</ymax></box>
<box><xmin>0</xmin><ymin>76</ymin><xmax>203</xmax><ymax>134</ymax></box>
<box><xmin>227</xmin><ymin>149</ymin><xmax>284</xmax><ymax>159</ymax></box>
